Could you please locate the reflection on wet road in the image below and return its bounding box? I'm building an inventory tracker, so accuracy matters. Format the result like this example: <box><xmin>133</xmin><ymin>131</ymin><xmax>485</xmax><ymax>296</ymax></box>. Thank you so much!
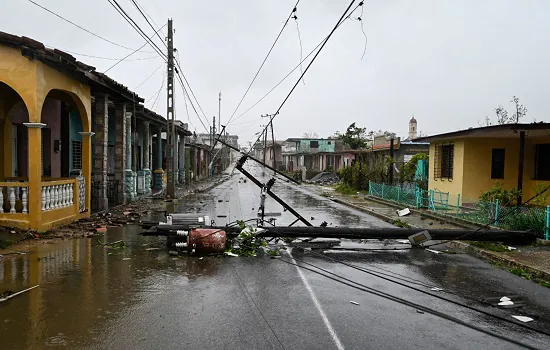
<box><xmin>2</xmin><ymin>163</ymin><xmax>550</xmax><ymax>349</ymax></box>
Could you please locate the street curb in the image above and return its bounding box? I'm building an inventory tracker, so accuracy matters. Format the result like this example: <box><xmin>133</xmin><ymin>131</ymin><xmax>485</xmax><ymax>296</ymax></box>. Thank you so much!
<box><xmin>329</xmin><ymin>198</ymin><xmax>419</xmax><ymax>228</ymax></box>
<box><xmin>448</xmin><ymin>241</ymin><xmax>550</xmax><ymax>281</ymax></box>
<box><xmin>364</xmin><ymin>195</ymin><xmax>485</xmax><ymax>230</ymax></box>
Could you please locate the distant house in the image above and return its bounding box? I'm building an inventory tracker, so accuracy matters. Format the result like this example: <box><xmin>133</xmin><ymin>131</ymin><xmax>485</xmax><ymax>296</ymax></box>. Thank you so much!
<box><xmin>415</xmin><ymin>123</ymin><xmax>550</xmax><ymax>206</ymax></box>
<box><xmin>350</xmin><ymin>136</ymin><xmax>429</xmax><ymax>178</ymax></box>
<box><xmin>282</xmin><ymin>138</ymin><xmax>347</xmax><ymax>173</ymax></box>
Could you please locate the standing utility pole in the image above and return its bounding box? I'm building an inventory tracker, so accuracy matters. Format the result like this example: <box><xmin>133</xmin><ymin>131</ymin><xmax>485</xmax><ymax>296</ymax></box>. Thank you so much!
<box><xmin>218</xmin><ymin>92</ymin><xmax>221</xmax><ymax>133</ymax></box>
<box><xmin>270</xmin><ymin>120</ymin><xmax>276</xmax><ymax>170</ymax></box>
<box><xmin>212</xmin><ymin>116</ymin><xmax>216</xmax><ymax>177</ymax></box>
<box><xmin>166</xmin><ymin>18</ymin><xmax>176</xmax><ymax>198</ymax></box>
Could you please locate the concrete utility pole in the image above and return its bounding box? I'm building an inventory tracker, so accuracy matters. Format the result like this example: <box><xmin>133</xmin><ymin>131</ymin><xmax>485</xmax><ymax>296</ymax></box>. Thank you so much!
<box><xmin>270</xmin><ymin>120</ymin><xmax>276</xmax><ymax>170</ymax></box>
<box><xmin>389</xmin><ymin>138</ymin><xmax>394</xmax><ymax>185</ymax></box>
<box><xmin>166</xmin><ymin>18</ymin><xmax>176</xmax><ymax>198</ymax></box>
<box><xmin>212</xmin><ymin>116</ymin><xmax>216</xmax><ymax>177</ymax></box>
<box><xmin>218</xmin><ymin>92</ymin><xmax>221</xmax><ymax>133</ymax></box>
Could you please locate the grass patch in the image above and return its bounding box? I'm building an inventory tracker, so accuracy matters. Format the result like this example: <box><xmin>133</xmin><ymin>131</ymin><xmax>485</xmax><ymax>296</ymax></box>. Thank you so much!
<box><xmin>469</xmin><ymin>241</ymin><xmax>509</xmax><ymax>252</ymax></box>
<box><xmin>334</xmin><ymin>184</ymin><xmax>357</xmax><ymax>195</ymax></box>
<box><xmin>509</xmin><ymin>268</ymin><xmax>533</xmax><ymax>280</ymax></box>
<box><xmin>539</xmin><ymin>281</ymin><xmax>550</xmax><ymax>288</ymax></box>
<box><xmin>392</xmin><ymin>219</ymin><xmax>411</xmax><ymax>228</ymax></box>
<box><xmin>0</xmin><ymin>239</ymin><xmax>13</xmax><ymax>249</ymax></box>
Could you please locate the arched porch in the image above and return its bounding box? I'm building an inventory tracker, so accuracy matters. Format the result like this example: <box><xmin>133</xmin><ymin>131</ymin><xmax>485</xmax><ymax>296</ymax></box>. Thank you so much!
<box><xmin>0</xmin><ymin>77</ymin><xmax>92</xmax><ymax>231</ymax></box>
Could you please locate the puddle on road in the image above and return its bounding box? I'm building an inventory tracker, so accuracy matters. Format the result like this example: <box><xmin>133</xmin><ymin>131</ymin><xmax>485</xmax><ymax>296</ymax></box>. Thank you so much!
<box><xmin>0</xmin><ymin>221</ymin><xmax>227</xmax><ymax>349</ymax></box>
<box><xmin>2</xmin><ymin>167</ymin><xmax>550</xmax><ymax>348</ymax></box>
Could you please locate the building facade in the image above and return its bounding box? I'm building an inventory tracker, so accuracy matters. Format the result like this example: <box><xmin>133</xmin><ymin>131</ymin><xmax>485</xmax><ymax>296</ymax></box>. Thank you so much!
<box><xmin>416</xmin><ymin>123</ymin><xmax>550</xmax><ymax>206</ymax></box>
<box><xmin>0</xmin><ymin>32</ymin><xmax>209</xmax><ymax>231</ymax></box>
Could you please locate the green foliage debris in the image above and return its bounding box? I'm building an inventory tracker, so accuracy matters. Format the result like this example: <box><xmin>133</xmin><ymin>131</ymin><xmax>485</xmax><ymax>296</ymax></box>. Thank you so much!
<box><xmin>392</xmin><ymin>219</ymin><xmax>411</xmax><ymax>228</ymax></box>
<box><xmin>334</xmin><ymin>184</ymin><xmax>356</xmax><ymax>195</ymax></box>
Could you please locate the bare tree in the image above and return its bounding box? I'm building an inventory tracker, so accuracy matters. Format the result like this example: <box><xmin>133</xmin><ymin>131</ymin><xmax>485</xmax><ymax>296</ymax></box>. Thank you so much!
<box><xmin>511</xmin><ymin>96</ymin><xmax>527</xmax><ymax>123</ymax></box>
<box><xmin>478</xmin><ymin>116</ymin><xmax>493</xmax><ymax>127</ymax></box>
<box><xmin>495</xmin><ymin>106</ymin><xmax>510</xmax><ymax>125</ymax></box>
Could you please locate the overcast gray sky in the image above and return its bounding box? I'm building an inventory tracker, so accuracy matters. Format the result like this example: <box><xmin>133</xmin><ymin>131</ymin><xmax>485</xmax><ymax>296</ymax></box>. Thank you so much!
<box><xmin>3</xmin><ymin>0</ymin><xmax>549</xmax><ymax>145</ymax></box>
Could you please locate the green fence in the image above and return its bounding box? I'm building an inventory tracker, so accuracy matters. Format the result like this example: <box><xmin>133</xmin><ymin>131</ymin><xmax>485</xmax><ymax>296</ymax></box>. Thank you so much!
<box><xmin>368</xmin><ymin>181</ymin><xmax>550</xmax><ymax>239</ymax></box>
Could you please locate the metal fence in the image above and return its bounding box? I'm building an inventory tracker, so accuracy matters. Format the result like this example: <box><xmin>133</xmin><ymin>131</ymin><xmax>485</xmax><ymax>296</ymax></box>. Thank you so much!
<box><xmin>368</xmin><ymin>181</ymin><xmax>550</xmax><ymax>239</ymax></box>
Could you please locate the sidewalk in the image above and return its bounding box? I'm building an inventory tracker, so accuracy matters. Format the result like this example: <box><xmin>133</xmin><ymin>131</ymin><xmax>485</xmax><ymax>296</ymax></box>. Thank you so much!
<box><xmin>0</xmin><ymin>173</ymin><xmax>233</xmax><ymax>256</ymax></box>
<box><xmin>303</xmin><ymin>183</ymin><xmax>550</xmax><ymax>284</ymax></box>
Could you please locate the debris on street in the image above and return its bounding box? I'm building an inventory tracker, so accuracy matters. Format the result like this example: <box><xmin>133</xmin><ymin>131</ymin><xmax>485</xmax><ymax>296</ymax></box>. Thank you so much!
<box><xmin>0</xmin><ymin>285</ymin><xmax>39</xmax><ymax>303</ymax></box>
<box><xmin>350</xmin><ymin>301</ymin><xmax>359</xmax><ymax>305</ymax></box>
<box><xmin>512</xmin><ymin>316</ymin><xmax>534</xmax><ymax>323</ymax></box>
<box><xmin>396</xmin><ymin>208</ymin><xmax>411</xmax><ymax>217</ymax></box>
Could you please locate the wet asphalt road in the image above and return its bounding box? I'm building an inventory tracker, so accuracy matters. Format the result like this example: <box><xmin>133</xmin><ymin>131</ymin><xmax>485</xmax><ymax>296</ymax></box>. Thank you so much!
<box><xmin>2</xmin><ymin>163</ymin><xmax>550</xmax><ymax>349</ymax></box>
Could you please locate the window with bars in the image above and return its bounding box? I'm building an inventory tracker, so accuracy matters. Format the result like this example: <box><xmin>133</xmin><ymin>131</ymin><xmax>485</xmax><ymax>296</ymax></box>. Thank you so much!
<box><xmin>491</xmin><ymin>148</ymin><xmax>505</xmax><ymax>179</ymax></box>
<box><xmin>434</xmin><ymin>143</ymin><xmax>454</xmax><ymax>180</ymax></box>
<box><xmin>535</xmin><ymin>144</ymin><xmax>550</xmax><ymax>180</ymax></box>
<box><xmin>72</xmin><ymin>140</ymin><xmax>82</xmax><ymax>170</ymax></box>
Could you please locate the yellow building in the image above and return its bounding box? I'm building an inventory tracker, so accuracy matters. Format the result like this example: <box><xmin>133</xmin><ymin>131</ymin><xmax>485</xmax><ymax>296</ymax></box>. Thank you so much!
<box><xmin>0</xmin><ymin>32</ymin><xmax>148</xmax><ymax>231</ymax></box>
<box><xmin>417</xmin><ymin>123</ymin><xmax>550</xmax><ymax>206</ymax></box>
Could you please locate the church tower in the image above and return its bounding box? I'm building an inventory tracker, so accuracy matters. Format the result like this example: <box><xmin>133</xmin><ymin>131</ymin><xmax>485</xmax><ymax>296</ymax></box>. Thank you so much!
<box><xmin>409</xmin><ymin>116</ymin><xmax>417</xmax><ymax>140</ymax></box>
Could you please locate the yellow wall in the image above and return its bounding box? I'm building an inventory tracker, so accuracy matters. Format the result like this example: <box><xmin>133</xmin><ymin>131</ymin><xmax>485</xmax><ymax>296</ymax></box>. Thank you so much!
<box><xmin>523</xmin><ymin>136</ymin><xmax>550</xmax><ymax>203</ymax></box>
<box><xmin>461</xmin><ymin>138</ymin><xmax>521</xmax><ymax>201</ymax></box>
<box><xmin>428</xmin><ymin>135</ymin><xmax>550</xmax><ymax>206</ymax></box>
<box><xmin>428</xmin><ymin>140</ymin><xmax>465</xmax><ymax>205</ymax></box>
<box><xmin>0</xmin><ymin>44</ymin><xmax>93</xmax><ymax>230</ymax></box>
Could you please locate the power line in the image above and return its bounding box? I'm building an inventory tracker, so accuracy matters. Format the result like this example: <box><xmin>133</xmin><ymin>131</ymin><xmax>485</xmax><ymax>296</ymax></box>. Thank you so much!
<box><xmin>133</xmin><ymin>64</ymin><xmax>164</xmax><ymax>89</ymax></box>
<box><xmin>355</xmin><ymin>2</ymin><xmax>368</xmax><ymax>60</ymax></box>
<box><xmin>246</xmin><ymin>0</ymin><xmax>360</xmax><ymax>155</ymax></box>
<box><xmin>130</xmin><ymin>0</ymin><xmax>167</xmax><ymax>49</ymax></box>
<box><xmin>145</xmin><ymin>71</ymin><xmax>165</xmax><ymax>104</ymax></box>
<box><xmin>293</xmin><ymin>11</ymin><xmax>305</xmax><ymax>85</ymax></box>
<box><xmin>151</xmin><ymin>75</ymin><xmax>165</xmax><ymax>111</ymax></box>
<box><xmin>174</xmin><ymin>57</ymin><xmax>209</xmax><ymax>123</ymax></box>
<box><xmin>27</xmin><ymin>0</ymin><xmax>152</xmax><ymax>53</ymax></box>
<box><xmin>175</xmin><ymin>73</ymin><xmax>209</xmax><ymax>133</ymax></box>
<box><xmin>274</xmin><ymin>254</ymin><xmax>541</xmax><ymax>349</ymax></box>
<box><xmin>107</xmin><ymin>0</ymin><xmax>167</xmax><ymax>60</ymax></box>
<box><xmin>175</xmin><ymin>72</ymin><xmax>210</xmax><ymax>130</ymax></box>
<box><xmin>226</xmin><ymin>0</ymin><xmax>301</xmax><ymax>126</ymax></box>
<box><xmin>229</xmin><ymin>4</ymin><xmax>361</xmax><ymax>125</ymax></box>
<box><xmin>43</xmin><ymin>47</ymin><xmax>157</xmax><ymax>61</ymax></box>
<box><xmin>181</xmin><ymin>86</ymin><xmax>197</xmax><ymax>133</ymax></box>
<box><xmin>228</xmin><ymin>260</ymin><xmax>286</xmax><ymax>350</ymax></box>
<box><xmin>288</xmin><ymin>241</ymin><xmax>550</xmax><ymax>337</ymax></box>
<box><xmin>131</xmin><ymin>0</ymin><xmax>160</xmax><ymax>28</ymax></box>
<box><xmin>104</xmin><ymin>22</ymin><xmax>167</xmax><ymax>73</ymax></box>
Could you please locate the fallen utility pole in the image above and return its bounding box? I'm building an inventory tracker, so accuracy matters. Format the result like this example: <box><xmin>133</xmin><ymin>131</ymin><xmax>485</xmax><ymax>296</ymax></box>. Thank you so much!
<box><xmin>236</xmin><ymin>155</ymin><xmax>312</xmax><ymax>226</ymax></box>
<box><xmin>215</xmin><ymin>137</ymin><xmax>299</xmax><ymax>184</ymax></box>
<box><xmin>141</xmin><ymin>224</ymin><xmax>536</xmax><ymax>243</ymax></box>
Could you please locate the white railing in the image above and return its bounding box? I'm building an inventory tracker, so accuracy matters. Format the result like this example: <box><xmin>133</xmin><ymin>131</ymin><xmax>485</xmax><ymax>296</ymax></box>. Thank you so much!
<box><xmin>41</xmin><ymin>180</ymin><xmax>76</xmax><ymax>212</ymax></box>
<box><xmin>0</xmin><ymin>182</ymin><xmax>29</xmax><ymax>214</ymax></box>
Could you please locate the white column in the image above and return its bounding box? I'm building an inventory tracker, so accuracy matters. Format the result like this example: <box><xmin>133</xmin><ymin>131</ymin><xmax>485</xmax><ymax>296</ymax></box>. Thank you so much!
<box><xmin>9</xmin><ymin>187</ymin><xmax>16</xmax><ymax>213</ymax></box>
<box><xmin>22</xmin><ymin>187</ymin><xmax>28</xmax><ymax>213</ymax></box>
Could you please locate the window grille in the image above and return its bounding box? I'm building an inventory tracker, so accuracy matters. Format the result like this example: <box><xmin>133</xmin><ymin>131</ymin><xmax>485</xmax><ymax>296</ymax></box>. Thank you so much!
<box><xmin>72</xmin><ymin>140</ymin><xmax>82</xmax><ymax>170</ymax></box>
